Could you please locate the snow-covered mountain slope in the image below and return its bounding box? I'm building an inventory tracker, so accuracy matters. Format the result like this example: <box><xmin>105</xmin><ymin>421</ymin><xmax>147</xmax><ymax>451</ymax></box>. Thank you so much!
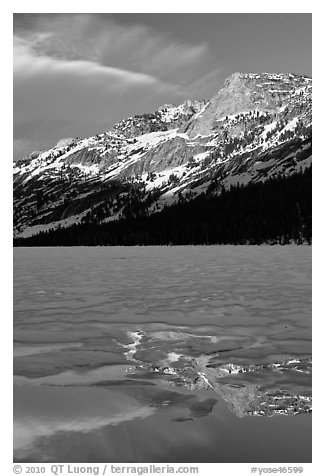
<box><xmin>13</xmin><ymin>72</ymin><xmax>312</xmax><ymax>238</ymax></box>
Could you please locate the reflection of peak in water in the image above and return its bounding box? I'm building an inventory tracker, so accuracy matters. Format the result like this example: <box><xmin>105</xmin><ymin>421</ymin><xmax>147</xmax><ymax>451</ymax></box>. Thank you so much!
<box><xmin>14</xmin><ymin>321</ymin><xmax>312</xmax><ymax>418</ymax></box>
<box><xmin>144</xmin><ymin>354</ymin><xmax>312</xmax><ymax>418</ymax></box>
<box><xmin>113</xmin><ymin>326</ymin><xmax>312</xmax><ymax>418</ymax></box>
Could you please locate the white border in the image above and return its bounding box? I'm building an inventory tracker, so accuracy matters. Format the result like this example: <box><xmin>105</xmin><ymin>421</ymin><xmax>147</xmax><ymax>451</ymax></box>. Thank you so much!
<box><xmin>4</xmin><ymin>3</ymin><xmax>321</xmax><ymax>475</ymax></box>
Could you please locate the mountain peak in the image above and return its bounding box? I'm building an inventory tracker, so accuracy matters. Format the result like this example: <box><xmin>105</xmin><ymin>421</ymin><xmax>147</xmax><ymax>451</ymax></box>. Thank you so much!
<box><xmin>184</xmin><ymin>71</ymin><xmax>311</xmax><ymax>138</ymax></box>
<box><xmin>13</xmin><ymin>70</ymin><xmax>312</xmax><ymax>239</ymax></box>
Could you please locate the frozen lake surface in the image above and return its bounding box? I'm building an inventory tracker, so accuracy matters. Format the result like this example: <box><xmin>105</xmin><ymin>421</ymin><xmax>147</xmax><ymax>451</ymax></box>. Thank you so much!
<box><xmin>13</xmin><ymin>246</ymin><xmax>312</xmax><ymax>462</ymax></box>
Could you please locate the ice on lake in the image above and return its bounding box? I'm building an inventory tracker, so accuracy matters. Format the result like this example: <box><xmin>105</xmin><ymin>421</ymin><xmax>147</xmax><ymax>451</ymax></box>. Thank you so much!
<box><xmin>13</xmin><ymin>246</ymin><xmax>312</xmax><ymax>462</ymax></box>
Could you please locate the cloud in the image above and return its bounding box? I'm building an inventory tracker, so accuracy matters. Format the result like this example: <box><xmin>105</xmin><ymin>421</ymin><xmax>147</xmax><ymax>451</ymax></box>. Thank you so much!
<box><xmin>13</xmin><ymin>14</ymin><xmax>216</xmax><ymax>159</ymax></box>
<box><xmin>13</xmin><ymin>37</ymin><xmax>179</xmax><ymax>93</ymax></box>
<box><xmin>13</xmin><ymin>14</ymin><xmax>210</xmax><ymax>88</ymax></box>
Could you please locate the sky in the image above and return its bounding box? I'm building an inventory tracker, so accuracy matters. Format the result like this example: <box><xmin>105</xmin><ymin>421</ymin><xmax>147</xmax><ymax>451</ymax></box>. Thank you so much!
<box><xmin>13</xmin><ymin>13</ymin><xmax>312</xmax><ymax>160</ymax></box>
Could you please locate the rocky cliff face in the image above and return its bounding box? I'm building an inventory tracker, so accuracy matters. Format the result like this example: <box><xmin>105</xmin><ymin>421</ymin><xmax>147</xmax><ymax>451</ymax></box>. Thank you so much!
<box><xmin>184</xmin><ymin>72</ymin><xmax>311</xmax><ymax>138</ymax></box>
<box><xmin>13</xmin><ymin>71</ymin><xmax>312</xmax><ymax>238</ymax></box>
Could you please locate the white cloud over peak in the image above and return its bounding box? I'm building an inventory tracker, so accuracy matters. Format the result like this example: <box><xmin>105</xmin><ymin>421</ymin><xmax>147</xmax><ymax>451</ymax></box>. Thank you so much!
<box><xmin>13</xmin><ymin>36</ymin><xmax>180</xmax><ymax>93</ymax></box>
<box><xmin>13</xmin><ymin>14</ymin><xmax>210</xmax><ymax>89</ymax></box>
